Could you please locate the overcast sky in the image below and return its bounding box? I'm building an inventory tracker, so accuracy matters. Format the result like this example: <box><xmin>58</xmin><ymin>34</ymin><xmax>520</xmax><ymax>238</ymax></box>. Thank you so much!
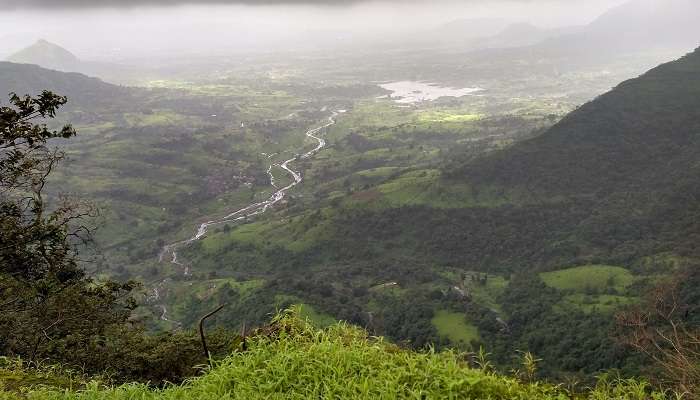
<box><xmin>0</xmin><ymin>0</ymin><xmax>628</xmax><ymax>9</ymax></box>
<box><xmin>0</xmin><ymin>0</ymin><xmax>629</xmax><ymax>59</ymax></box>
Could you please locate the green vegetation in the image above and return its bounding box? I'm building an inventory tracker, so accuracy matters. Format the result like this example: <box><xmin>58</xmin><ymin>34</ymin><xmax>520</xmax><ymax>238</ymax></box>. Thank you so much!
<box><xmin>465</xmin><ymin>273</ymin><xmax>509</xmax><ymax>313</ymax></box>
<box><xmin>0</xmin><ymin>91</ymin><xmax>241</xmax><ymax>386</ymax></box>
<box><xmin>540</xmin><ymin>265</ymin><xmax>636</xmax><ymax>293</ymax></box>
<box><xmin>0</xmin><ymin>311</ymin><xmax>673</xmax><ymax>399</ymax></box>
<box><xmin>560</xmin><ymin>294</ymin><xmax>637</xmax><ymax>314</ymax></box>
<box><xmin>431</xmin><ymin>310</ymin><xmax>481</xmax><ymax>346</ymax></box>
<box><xmin>297</xmin><ymin>304</ymin><xmax>337</xmax><ymax>328</ymax></box>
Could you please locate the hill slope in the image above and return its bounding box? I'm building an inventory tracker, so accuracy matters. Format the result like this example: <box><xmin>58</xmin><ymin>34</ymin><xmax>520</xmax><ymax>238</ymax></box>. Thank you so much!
<box><xmin>457</xmin><ymin>47</ymin><xmax>700</xmax><ymax>194</ymax></box>
<box><xmin>447</xmin><ymin>47</ymin><xmax>700</xmax><ymax>262</ymax></box>
<box><xmin>0</xmin><ymin>61</ymin><xmax>133</xmax><ymax>109</ymax></box>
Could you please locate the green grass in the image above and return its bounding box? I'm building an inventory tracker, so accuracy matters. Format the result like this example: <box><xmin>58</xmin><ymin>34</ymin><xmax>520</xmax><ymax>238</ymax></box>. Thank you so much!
<box><xmin>0</xmin><ymin>358</ymin><xmax>86</xmax><ymax>394</ymax></box>
<box><xmin>540</xmin><ymin>265</ymin><xmax>636</xmax><ymax>293</ymax></box>
<box><xmin>560</xmin><ymin>294</ymin><xmax>639</xmax><ymax>314</ymax></box>
<box><xmin>9</xmin><ymin>311</ymin><xmax>672</xmax><ymax>400</ymax></box>
<box><xmin>431</xmin><ymin>310</ymin><xmax>481</xmax><ymax>346</ymax></box>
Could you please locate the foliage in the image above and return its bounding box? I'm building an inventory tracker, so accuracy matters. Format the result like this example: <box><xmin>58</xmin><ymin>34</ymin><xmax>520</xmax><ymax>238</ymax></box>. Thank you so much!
<box><xmin>3</xmin><ymin>310</ymin><xmax>674</xmax><ymax>399</ymax></box>
<box><xmin>0</xmin><ymin>357</ymin><xmax>89</xmax><ymax>393</ymax></box>
<box><xmin>0</xmin><ymin>90</ymin><xmax>135</xmax><ymax>372</ymax></box>
<box><xmin>0</xmin><ymin>92</ymin><xmax>237</xmax><ymax>386</ymax></box>
<box><xmin>0</xmin><ymin>91</ymin><xmax>78</xmax><ymax>285</ymax></box>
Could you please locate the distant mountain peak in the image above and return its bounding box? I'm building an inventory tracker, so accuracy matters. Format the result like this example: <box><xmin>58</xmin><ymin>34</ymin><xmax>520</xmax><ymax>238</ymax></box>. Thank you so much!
<box><xmin>7</xmin><ymin>39</ymin><xmax>79</xmax><ymax>71</ymax></box>
<box><xmin>584</xmin><ymin>0</ymin><xmax>700</xmax><ymax>48</ymax></box>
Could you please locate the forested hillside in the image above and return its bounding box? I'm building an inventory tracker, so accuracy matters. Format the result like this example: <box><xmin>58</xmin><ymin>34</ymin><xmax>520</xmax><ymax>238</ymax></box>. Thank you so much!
<box><xmin>457</xmin><ymin>47</ymin><xmax>700</xmax><ymax>193</ymax></box>
<box><xmin>449</xmin><ymin>47</ymin><xmax>700</xmax><ymax>261</ymax></box>
<box><xmin>0</xmin><ymin>62</ymin><xmax>133</xmax><ymax>109</ymax></box>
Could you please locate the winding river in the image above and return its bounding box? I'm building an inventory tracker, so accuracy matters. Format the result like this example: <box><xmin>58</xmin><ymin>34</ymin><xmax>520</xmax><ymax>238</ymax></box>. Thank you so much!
<box><xmin>154</xmin><ymin>110</ymin><xmax>340</xmax><ymax>321</ymax></box>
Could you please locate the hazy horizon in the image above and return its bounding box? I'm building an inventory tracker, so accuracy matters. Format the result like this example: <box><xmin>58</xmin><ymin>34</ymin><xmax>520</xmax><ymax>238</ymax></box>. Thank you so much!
<box><xmin>0</xmin><ymin>0</ymin><xmax>629</xmax><ymax>60</ymax></box>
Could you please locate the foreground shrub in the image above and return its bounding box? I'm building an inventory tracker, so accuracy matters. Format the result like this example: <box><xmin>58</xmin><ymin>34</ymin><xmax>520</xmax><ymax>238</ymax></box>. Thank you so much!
<box><xmin>8</xmin><ymin>309</ymin><xmax>675</xmax><ymax>400</ymax></box>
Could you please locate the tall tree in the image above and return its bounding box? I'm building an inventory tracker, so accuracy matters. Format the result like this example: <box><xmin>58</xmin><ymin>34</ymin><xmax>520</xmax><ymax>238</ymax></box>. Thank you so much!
<box><xmin>0</xmin><ymin>91</ymin><xmax>135</xmax><ymax>361</ymax></box>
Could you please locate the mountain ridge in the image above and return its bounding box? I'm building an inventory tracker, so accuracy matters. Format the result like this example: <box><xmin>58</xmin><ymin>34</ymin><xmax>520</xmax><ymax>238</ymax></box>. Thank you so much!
<box><xmin>7</xmin><ymin>39</ymin><xmax>80</xmax><ymax>72</ymax></box>
<box><xmin>538</xmin><ymin>0</ymin><xmax>700</xmax><ymax>55</ymax></box>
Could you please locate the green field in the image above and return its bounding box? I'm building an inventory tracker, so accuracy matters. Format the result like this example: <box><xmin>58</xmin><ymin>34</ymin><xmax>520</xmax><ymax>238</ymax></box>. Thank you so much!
<box><xmin>431</xmin><ymin>310</ymin><xmax>481</xmax><ymax>347</ymax></box>
<box><xmin>540</xmin><ymin>265</ymin><xmax>636</xmax><ymax>293</ymax></box>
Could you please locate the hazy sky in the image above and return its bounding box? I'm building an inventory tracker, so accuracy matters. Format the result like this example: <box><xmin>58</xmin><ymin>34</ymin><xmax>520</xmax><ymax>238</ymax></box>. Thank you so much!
<box><xmin>0</xmin><ymin>0</ymin><xmax>627</xmax><ymax>8</ymax></box>
<box><xmin>0</xmin><ymin>0</ymin><xmax>629</xmax><ymax>59</ymax></box>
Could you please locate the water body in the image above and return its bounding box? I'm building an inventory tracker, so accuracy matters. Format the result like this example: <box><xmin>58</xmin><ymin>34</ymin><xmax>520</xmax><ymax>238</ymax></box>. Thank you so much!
<box><xmin>378</xmin><ymin>81</ymin><xmax>483</xmax><ymax>104</ymax></box>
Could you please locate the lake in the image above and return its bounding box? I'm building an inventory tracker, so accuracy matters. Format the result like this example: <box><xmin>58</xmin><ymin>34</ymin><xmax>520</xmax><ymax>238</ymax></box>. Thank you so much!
<box><xmin>378</xmin><ymin>81</ymin><xmax>484</xmax><ymax>104</ymax></box>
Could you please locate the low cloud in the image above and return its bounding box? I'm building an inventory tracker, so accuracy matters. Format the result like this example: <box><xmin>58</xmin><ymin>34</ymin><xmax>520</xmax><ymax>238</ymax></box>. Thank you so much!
<box><xmin>6</xmin><ymin>0</ymin><xmax>375</xmax><ymax>9</ymax></box>
<box><xmin>0</xmin><ymin>0</ymin><xmax>588</xmax><ymax>10</ymax></box>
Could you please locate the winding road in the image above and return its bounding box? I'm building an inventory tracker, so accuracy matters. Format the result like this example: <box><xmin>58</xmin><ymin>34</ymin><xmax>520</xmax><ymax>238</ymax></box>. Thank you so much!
<box><xmin>153</xmin><ymin>110</ymin><xmax>340</xmax><ymax>322</ymax></box>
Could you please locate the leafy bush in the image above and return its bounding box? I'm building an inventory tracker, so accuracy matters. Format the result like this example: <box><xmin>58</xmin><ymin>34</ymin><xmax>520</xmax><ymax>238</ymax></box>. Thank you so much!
<box><xmin>10</xmin><ymin>309</ymin><xmax>673</xmax><ymax>400</ymax></box>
